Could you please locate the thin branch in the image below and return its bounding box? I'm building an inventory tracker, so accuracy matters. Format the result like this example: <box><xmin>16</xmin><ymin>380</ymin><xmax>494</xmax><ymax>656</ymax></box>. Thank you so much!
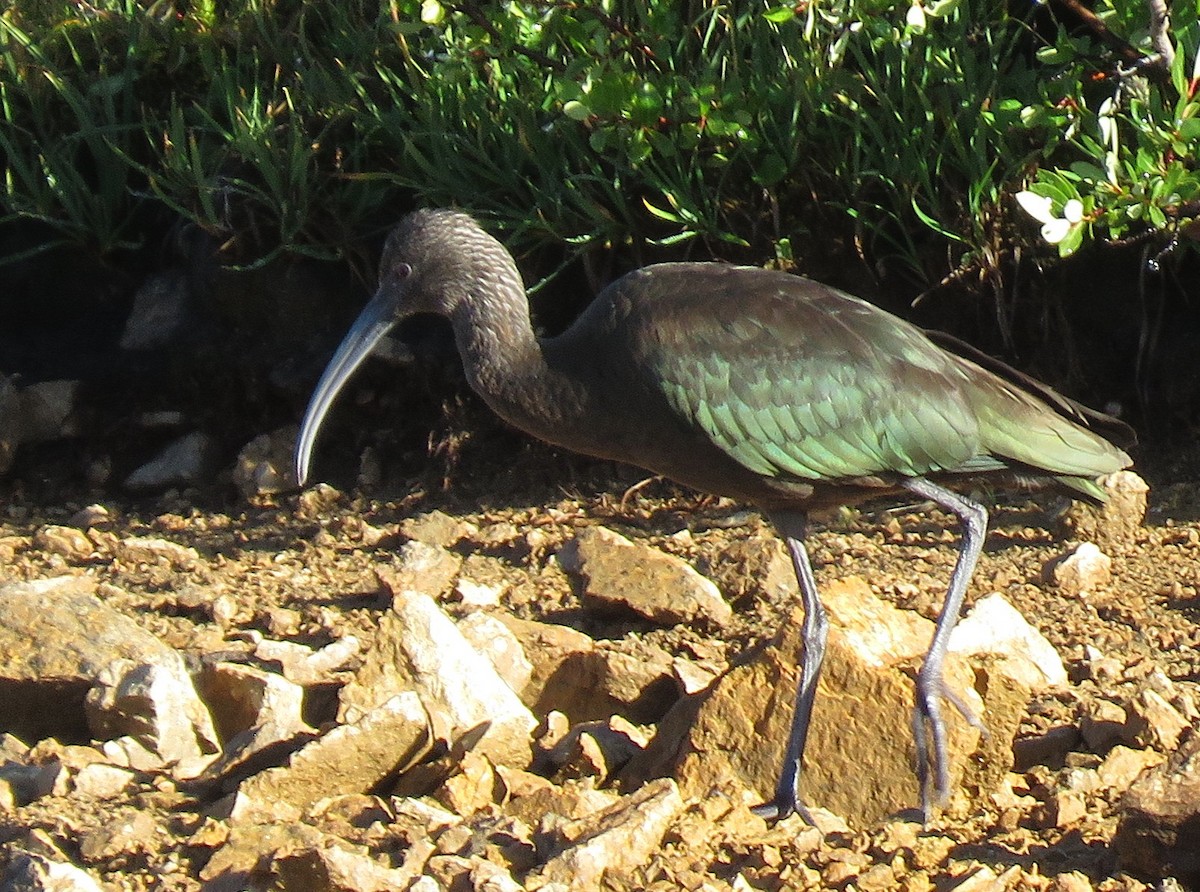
<box><xmin>1049</xmin><ymin>0</ymin><xmax>1170</xmax><ymax>84</ymax></box>
<box><xmin>1146</xmin><ymin>0</ymin><xmax>1174</xmax><ymax>73</ymax></box>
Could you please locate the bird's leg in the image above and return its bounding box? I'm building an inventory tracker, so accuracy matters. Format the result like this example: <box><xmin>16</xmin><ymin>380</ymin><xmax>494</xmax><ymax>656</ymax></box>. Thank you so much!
<box><xmin>900</xmin><ymin>477</ymin><xmax>988</xmax><ymax>821</ymax></box>
<box><xmin>752</xmin><ymin>510</ymin><xmax>828</xmax><ymax>823</ymax></box>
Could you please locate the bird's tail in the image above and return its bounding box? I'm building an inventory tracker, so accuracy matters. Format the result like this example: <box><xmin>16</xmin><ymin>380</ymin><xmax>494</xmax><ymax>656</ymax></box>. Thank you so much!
<box><xmin>951</xmin><ymin>354</ymin><xmax>1133</xmax><ymax>502</ymax></box>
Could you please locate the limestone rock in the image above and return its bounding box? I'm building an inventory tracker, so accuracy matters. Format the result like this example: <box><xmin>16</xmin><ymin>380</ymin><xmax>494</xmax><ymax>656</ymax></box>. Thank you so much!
<box><xmin>398</xmin><ymin>509</ymin><xmax>477</xmax><ymax>548</ymax></box>
<box><xmin>236</xmin><ymin>691</ymin><xmax>433</xmax><ymax>817</ymax></box>
<box><xmin>233</xmin><ymin>427</ymin><xmax>299</xmax><ymax>498</ymax></box>
<box><xmin>32</xmin><ymin>526</ymin><xmax>94</xmax><ymax>562</ymax></box>
<box><xmin>253</xmin><ymin>636</ymin><xmax>361</xmax><ymax>686</ymax></box>
<box><xmin>1080</xmin><ymin>699</ymin><xmax>1128</xmax><ymax>753</ymax></box>
<box><xmin>274</xmin><ymin>832</ymin><xmax>424</xmax><ymax>891</ymax></box>
<box><xmin>378</xmin><ymin>540</ymin><xmax>463</xmax><ymax>600</ymax></box>
<box><xmin>498</xmin><ymin>615</ymin><xmax>676</xmax><ymax>724</ymax></box>
<box><xmin>123</xmin><ymin>430</ymin><xmax>214</xmax><ymax>490</ymax></box>
<box><xmin>636</xmin><ymin>577</ymin><xmax>1004</xmax><ymax>827</ymax></box>
<box><xmin>113</xmin><ymin>536</ymin><xmax>200</xmax><ymax>570</ymax></box>
<box><xmin>457</xmin><ymin>612</ymin><xmax>533</xmax><ymax>696</ymax></box>
<box><xmin>0</xmin><ymin>578</ymin><xmax>216</xmax><ymax>759</ymax></box>
<box><xmin>1</xmin><ymin>852</ymin><xmax>104</xmax><ymax>892</ymax></box>
<box><xmin>0</xmin><ymin>377</ymin><xmax>79</xmax><ymax>476</ymax></box>
<box><xmin>948</xmin><ymin>592</ymin><xmax>1066</xmax><ymax>689</ymax></box>
<box><xmin>1049</xmin><ymin>543</ymin><xmax>1112</xmax><ymax>597</ymax></box>
<box><xmin>561</xmin><ymin>525</ymin><xmax>732</xmax><ymax>627</ymax></box>
<box><xmin>1126</xmin><ymin>688</ymin><xmax>1189</xmax><ymax>753</ymax></box>
<box><xmin>530</xmin><ymin>777</ymin><xmax>684</xmax><ymax>891</ymax></box>
<box><xmin>1097</xmin><ymin>746</ymin><xmax>1164</xmax><ymax>793</ymax></box>
<box><xmin>338</xmin><ymin>590</ymin><xmax>536</xmax><ymax>766</ymax></box>
<box><xmin>1062</xmin><ymin>469</ymin><xmax>1147</xmax><ymax>552</ymax></box>
<box><xmin>1114</xmin><ymin>732</ymin><xmax>1200</xmax><ymax>886</ymax></box>
<box><xmin>198</xmin><ymin>661</ymin><xmax>316</xmax><ymax>785</ymax></box>
<box><xmin>85</xmin><ymin>658</ymin><xmax>220</xmax><ymax>772</ymax></box>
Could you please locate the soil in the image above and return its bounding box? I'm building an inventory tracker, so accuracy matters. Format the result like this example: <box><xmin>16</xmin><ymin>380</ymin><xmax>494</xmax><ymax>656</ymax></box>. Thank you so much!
<box><xmin>0</xmin><ymin>435</ymin><xmax>1198</xmax><ymax>891</ymax></box>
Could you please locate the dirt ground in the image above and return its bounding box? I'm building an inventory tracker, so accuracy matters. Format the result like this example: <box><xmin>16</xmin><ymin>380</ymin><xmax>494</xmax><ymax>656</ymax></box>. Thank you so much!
<box><xmin>0</xmin><ymin>436</ymin><xmax>1198</xmax><ymax>891</ymax></box>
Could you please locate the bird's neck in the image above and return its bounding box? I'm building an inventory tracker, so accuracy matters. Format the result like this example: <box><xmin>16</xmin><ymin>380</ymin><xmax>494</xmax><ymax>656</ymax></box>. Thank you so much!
<box><xmin>449</xmin><ymin>283</ymin><xmax>588</xmax><ymax>442</ymax></box>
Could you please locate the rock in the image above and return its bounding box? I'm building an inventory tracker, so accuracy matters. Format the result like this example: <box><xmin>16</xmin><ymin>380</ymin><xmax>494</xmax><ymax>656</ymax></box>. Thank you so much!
<box><xmin>1114</xmin><ymin>732</ymin><xmax>1200</xmax><ymax>886</ymax></box>
<box><xmin>1063</xmin><ymin>470</ymin><xmax>1148</xmax><ymax>552</ymax></box>
<box><xmin>398</xmin><ymin>510</ymin><xmax>477</xmax><ymax>548</ymax></box>
<box><xmin>948</xmin><ymin>592</ymin><xmax>1067</xmax><ymax>688</ymax></box>
<box><xmin>200</xmin><ymin>820</ymin><xmax>327</xmax><ymax>888</ymax></box>
<box><xmin>1080</xmin><ymin>699</ymin><xmax>1128</xmax><ymax>753</ymax></box>
<box><xmin>339</xmin><ymin>590</ymin><xmax>536</xmax><ymax>767</ymax></box>
<box><xmin>0</xmin><ymin>578</ymin><xmax>216</xmax><ymax>759</ymax></box>
<box><xmin>0</xmin><ymin>377</ymin><xmax>79</xmax><ymax>476</ymax></box>
<box><xmin>538</xmin><ymin>716</ymin><xmax>649</xmax><ymax>783</ymax></box>
<box><xmin>296</xmin><ymin>482</ymin><xmax>343</xmax><ymax>517</ymax></box>
<box><xmin>1041</xmin><ymin>789</ymin><xmax>1087</xmax><ymax>828</ymax></box>
<box><xmin>1097</xmin><ymin>746</ymin><xmax>1164</xmax><ymax>793</ymax></box>
<box><xmin>197</xmin><ymin>662</ymin><xmax>316</xmax><ymax>785</ymax></box>
<box><xmin>436</xmin><ymin>750</ymin><xmax>502</xmax><ymax>816</ymax></box>
<box><xmin>497</xmin><ymin>616</ymin><xmax>603</xmax><ymax>716</ymax></box>
<box><xmin>471</xmin><ymin>859</ymin><xmax>524</xmax><ymax>892</ymax></box>
<box><xmin>561</xmin><ymin>526</ymin><xmax>732</xmax><ymax>627</ymax></box>
<box><xmin>253</xmin><ymin>636</ymin><xmax>361</xmax><ymax>686</ymax></box>
<box><xmin>119</xmin><ymin>268</ymin><xmax>191</xmax><ymax>349</ymax></box>
<box><xmin>457</xmin><ymin>612</ymin><xmax>534</xmax><ymax>696</ymax></box>
<box><xmin>672</xmin><ymin>657</ymin><xmax>720</xmax><ymax>695</ymax></box>
<box><xmin>0</xmin><ymin>759</ymin><xmax>68</xmax><ymax>805</ymax></box>
<box><xmin>496</xmin><ymin>614</ymin><xmax>678</xmax><ymax>724</ymax></box>
<box><xmin>67</xmin><ymin>505</ymin><xmax>110</xmax><ymax>529</ymax></box>
<box><xmin>635</xmin><ymin>577</ymin><xmax>1000</xmax><ymax>828</ymax></box>
<box><xmin>123</xmin><ymin>431</ymin><xmax>213</xmax><ymax>490</ymax></box>
<box><xmin>32</xmin><ymin>526</ymin><xmax>94</xmax><ymax>562</ymax></box>
<box><xmin>1</xmin><ymin>852</ymin><xmax>105</xmax><ymax>892</ymax></box>
<box><xmin>85</xmin><ymin>658</ymin><xmax>220</xmax><ymax>773</ymax></box>
<box><xmin>1014</xmin><ymin>725</ymin><xmax>1081</xmax><ymax>771</ymax></box>
<box><xmin>378</xmin><ymin>540</ymin><xmax>463</xmax><ymax>600</ymax></box>
<box><xmin>704</xmin><ymin>533</ymin><xmax>797</xmax><ymax>605</ymax></box>
<box><xmin>274</xmin><ymin>832</ymin><xmax>424</xmax><ymax>891</ymax></box>
<box><xmin>233</xmin><ymin>427</ymin><xmax>299</xmax><ymax>498</ymax></box>
<box><xmin>113</xmin><ymin>535</ymin><xmax>200</xmax><ymax>570</ymax></box>
<box><xmin>529</xmin><ymin>777</ymin><xmax>684</xmax><ymax>891</ymax></box>
<box><xmin>1049</xmin><ymin>543</ymin><xmax>1113</xmax><ymax>597</ymax></box>
<box><xmin>1127</xmin><ymin>688</ymin><xmax>1189</xmax><ymax>753</ymax></box>
<box><xmin>78</xmin><ymin>809</ymin><xmax>158</xmax><ymax>863</ymax></box>
<box><xmin>236</xmin><ymin>691</ymin><xmax>433</xmax><ymax>817</ymax></box>
<box><xmin>454</xmin><ymin>576</ymin><xmax>505</xmax><ymax>607</ymax></box>
<box><xmin>1049</xmin><ymin>872</ymin><xmax>1094</xmax><ymax>892</ymax></box>
<box><xmin>71</xmin><ymin>762</ymin><xmax>135</xmax><ymax>800</ymax></box>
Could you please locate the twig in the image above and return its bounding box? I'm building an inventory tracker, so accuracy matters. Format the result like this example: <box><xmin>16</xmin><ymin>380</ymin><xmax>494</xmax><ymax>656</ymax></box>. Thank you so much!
<box><xmin>1146</xmin><ymin>0</ymin><xmax>1174</xmax><ymax>73</ymax></box>
<box><xmin>1049</xmin><ymin>0</ymin><xmax>1169</xmax><ymax>84</ymax></box>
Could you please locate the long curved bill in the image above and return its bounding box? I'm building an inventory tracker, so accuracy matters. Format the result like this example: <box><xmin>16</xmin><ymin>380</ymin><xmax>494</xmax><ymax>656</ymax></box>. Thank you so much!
<box><xmin>294</xmin><ymin>289</ymin><xmax>400</xmax><ymax>486</ymax></box>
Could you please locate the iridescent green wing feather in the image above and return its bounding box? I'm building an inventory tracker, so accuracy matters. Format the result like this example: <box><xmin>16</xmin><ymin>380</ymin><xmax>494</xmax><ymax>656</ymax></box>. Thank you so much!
<box><xmin>623</xmin><ymin>266</ymin><xmax>985</xmax><ymax>483</ymax></box>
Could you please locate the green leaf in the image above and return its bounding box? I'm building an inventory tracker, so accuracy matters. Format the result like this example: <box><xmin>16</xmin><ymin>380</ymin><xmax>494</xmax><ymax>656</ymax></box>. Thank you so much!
<box><xmin>762</xmin><ymin>7</ymin><xmax>796</xmax><ymax>24</ymax></box>
<box><xmin>563</xmin><ymin>100</ymin><xmax>591</xmax><ymax>121</ymax></box>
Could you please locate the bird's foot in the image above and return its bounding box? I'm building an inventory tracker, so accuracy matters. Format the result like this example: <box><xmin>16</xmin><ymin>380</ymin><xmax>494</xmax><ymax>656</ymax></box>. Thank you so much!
<box><xmin>750</xmin><ymin>795</ymin><xmax>817</xmax><ymax>825</ymax></box>
<box><xmin>912</xmin><ymin>671</ymin><xmax>987</xmax><ymax>823</ymax></box>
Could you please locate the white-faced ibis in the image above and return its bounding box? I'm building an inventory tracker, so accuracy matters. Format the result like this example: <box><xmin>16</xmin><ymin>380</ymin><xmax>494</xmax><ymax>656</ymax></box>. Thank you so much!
<box><xmin>295</xmin><ymin>208</ymin><xmax>1134</xmax><ymax>821</ymax></box>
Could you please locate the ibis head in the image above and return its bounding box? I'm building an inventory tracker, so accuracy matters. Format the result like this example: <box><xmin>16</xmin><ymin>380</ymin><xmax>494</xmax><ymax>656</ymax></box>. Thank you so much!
<box><xmin>295</xmin><ymin>208</ymin><xmax>1135</xmax><ymax>823</ymax></box>
<box><xmin>295</xmin><ymin>210</ymin><xmax>525</xmax><ymax>486</ymax></box>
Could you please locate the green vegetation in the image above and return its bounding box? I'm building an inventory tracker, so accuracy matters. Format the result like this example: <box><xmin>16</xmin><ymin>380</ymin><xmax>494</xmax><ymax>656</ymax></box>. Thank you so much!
<box><xmin>1</xmin><ymin>0</ymin><xmax>1197</xmax><ymax>285</ymax></box>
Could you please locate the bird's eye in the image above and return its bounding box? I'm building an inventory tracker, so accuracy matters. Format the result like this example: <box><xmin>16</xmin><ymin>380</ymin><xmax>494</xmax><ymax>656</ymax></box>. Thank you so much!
<box><xmin>394</xmin><ymin>261</ymin><xmax>413</xmax><ymax>280</ymax></box>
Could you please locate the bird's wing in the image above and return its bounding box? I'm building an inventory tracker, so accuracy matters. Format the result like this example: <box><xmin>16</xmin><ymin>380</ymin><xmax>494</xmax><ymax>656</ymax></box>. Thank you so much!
<box><xmin>620</xmin><ymin>266</ymin><xmax>984</xmax><ymax>483</ymax></box>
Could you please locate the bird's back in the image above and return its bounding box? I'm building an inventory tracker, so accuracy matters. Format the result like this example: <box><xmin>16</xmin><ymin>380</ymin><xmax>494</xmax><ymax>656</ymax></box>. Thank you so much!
<box><xmin>560</xmin><ymin>263</ymin><xmax>1130</xmax><ymax>505</ymax></box>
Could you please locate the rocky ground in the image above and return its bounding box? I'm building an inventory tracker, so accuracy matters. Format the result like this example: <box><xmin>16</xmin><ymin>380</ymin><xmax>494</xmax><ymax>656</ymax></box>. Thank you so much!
<box><xmin>0</xmin><ymin>434</ymin><xmax>1199</xmax><ymax>892</ymax></box>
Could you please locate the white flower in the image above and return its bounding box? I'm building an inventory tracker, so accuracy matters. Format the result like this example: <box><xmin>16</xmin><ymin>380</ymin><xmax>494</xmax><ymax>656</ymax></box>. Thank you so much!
<box><xmin>1015</xmin><ymin>191</ymin><xmax>1082</xmax><ymax>245</ymax></box>
<box><xmin>906</xmin><ymin>3</ymin><xmax>927</xmax><ymax>30</ymax></box>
